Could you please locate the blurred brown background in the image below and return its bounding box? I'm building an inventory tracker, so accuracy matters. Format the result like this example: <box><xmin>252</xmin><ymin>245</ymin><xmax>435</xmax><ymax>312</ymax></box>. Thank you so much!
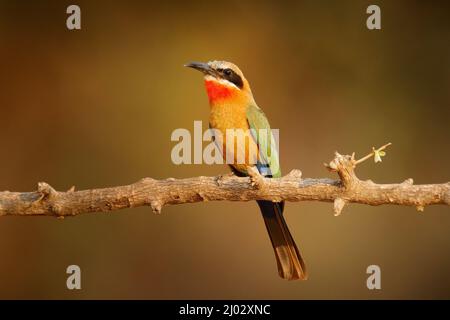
<box><xmin>0</xmin><ymin>0</ymin><xmax>449</xmax><ymax>299</ymax></box>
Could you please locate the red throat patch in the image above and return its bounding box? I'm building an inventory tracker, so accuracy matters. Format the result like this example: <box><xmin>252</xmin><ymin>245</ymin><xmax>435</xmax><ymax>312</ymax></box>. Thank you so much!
<box><xmin>204</xmin><ymin>80</ymin><xmax>235</xmax><ymax>104</ymax></box>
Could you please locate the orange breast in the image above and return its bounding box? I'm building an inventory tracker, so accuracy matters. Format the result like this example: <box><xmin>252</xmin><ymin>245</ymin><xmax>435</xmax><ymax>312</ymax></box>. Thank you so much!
<box><xmin>207</xmin><ymin>92</ymin><xmax>259</xmax><ymax>173</ymax></box>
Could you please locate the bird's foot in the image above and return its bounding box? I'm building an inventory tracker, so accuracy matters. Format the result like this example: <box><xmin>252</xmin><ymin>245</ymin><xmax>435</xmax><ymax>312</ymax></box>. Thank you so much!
<box><xmin>248</xmin><ymin>167</ymin><xmax>265</xmax><ymax>189</ymax></box>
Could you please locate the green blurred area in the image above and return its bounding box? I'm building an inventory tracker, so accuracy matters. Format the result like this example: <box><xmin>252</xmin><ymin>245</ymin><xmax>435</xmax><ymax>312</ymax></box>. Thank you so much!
<box><xmin>0</xmin><ymin>0</ymin><xmax>449</xmax><ymax>299</ymax></box>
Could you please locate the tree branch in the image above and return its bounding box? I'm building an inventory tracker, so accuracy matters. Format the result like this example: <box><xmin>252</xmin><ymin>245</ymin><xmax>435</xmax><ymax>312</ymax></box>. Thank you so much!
<box><xmin>0</xmin><ymin>145</ymin><xmax>449</xmax><ymax>217</ymax></box>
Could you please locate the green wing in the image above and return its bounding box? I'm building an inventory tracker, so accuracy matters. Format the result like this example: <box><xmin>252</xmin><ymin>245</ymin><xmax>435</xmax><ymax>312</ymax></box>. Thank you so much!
<box><xmin>246</xmin><ymin>104</ymin><xmax>281</xmax><ymax>178</ymax></box>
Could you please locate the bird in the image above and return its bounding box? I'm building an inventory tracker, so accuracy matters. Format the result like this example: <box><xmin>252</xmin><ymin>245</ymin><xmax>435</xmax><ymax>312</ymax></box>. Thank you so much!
<box><xmin>185</xmin><ymin>60</ymin><xmax>307</xmax><ymax>280</ymax></box>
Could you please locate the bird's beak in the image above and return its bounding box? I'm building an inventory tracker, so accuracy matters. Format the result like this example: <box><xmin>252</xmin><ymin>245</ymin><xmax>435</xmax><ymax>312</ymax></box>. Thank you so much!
<box><xmin>184</xmin><ymin>61</ymin><xmax>217</xmax><ymax>77</ymax></box>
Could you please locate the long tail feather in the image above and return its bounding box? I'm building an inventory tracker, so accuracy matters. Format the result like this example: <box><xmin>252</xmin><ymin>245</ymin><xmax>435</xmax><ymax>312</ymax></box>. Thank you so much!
<box><xmin>257</xmin><ymin>200</ymin><xmax>307</xmax><ymax>280</ymax></box>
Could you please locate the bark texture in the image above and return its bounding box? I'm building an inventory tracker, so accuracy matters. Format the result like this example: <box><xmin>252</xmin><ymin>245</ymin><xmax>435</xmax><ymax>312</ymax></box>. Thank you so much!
<box><xmin>1</xmin><ymin>150</ymin><xmax>448</xmax><ymax>217</ymax></box>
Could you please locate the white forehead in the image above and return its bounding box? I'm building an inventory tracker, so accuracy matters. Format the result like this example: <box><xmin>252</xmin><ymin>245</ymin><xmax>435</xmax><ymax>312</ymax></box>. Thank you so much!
<box><xmin>207</xmin><ymin>60</ymin><xmax>231</xmax><ymax>69</ymax></box>
<box><xmin>207</xmin><ymin>60</ymin><xmax>244</xmax><ymax>77</ymax></box>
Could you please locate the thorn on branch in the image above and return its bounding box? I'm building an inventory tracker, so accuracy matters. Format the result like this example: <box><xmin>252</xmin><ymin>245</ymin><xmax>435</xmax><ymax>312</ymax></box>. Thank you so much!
<box><xmin>324</xmin><ymin>161</ymin><xmax>336</xmax><ymax>171</ymax></box>
<box><xmin>151</xmin><ymin>200</ymin><xmax>162</xmax><ymax>214</ymax></box>
<box><xmin>36</xmin><ymin>182</ymin><xmax>57</xmax><ymax>201</ymax></box>
<box><xmin>140</xmin><ymin>177</ymin><xmax>156</xmax><ymax>184</ymax></box>
<box><xmin>286</xmin><ymin>169</ymin><xmax>303</xmax><ymax>180</ymax></box>
<box><xmin>403</xmin><ymin>178</ymin><xmax>414</xmax><ymax>185</ymax></box>
<box><xmin>333</xmin><ymin>198</ymin><xmax>347</xmax><ymax>216</ymax></box>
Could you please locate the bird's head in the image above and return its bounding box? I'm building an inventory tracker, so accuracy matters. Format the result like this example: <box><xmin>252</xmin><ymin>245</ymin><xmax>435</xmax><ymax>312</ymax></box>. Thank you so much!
<box><xmin>185</xmin><ymin>60</ymin><xmax>254</xmax><ymax>106</ymax></box>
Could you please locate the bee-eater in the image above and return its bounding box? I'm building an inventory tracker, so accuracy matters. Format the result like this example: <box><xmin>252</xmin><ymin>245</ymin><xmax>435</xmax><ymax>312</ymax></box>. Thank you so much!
<box><xmin>186</xmin><ymin>60</ymin><xmax>307</xmax><ymax>280</ymax></box>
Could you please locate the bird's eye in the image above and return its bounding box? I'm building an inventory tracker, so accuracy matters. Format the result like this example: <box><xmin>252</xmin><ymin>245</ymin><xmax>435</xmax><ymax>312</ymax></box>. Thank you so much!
<box><xmin>217</xmin><ymin>67</ymin><xmax>243</xmax><ymax>89</ymax></box>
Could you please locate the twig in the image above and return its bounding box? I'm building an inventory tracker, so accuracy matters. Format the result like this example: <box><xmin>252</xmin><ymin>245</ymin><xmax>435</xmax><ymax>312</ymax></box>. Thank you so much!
<box><xmin>354</xmin><ymin>142</ymin><xmax>392</xmax><ymax>165</ymax></box>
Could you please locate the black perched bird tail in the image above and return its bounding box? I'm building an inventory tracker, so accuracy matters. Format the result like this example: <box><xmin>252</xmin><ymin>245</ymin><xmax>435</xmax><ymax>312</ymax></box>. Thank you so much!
<box><xmin>257</xmin><ymin>200</ymin><xmax>307</xmax><ymax>280</ymax></box>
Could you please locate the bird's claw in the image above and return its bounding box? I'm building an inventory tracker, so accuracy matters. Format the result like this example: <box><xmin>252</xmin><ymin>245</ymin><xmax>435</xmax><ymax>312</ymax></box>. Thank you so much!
<box><xmin>248</xmin><ymin>167</ymin><xmax>264</xmax><ymax>189</ymax></box>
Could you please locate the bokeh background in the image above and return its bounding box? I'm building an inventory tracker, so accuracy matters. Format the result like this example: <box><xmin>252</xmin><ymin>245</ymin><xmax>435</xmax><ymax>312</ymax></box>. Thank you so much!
<box><xmin>0</xmin><ymin>0</ymin><xmax>449</xmax><ymax>299</ymax></box>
